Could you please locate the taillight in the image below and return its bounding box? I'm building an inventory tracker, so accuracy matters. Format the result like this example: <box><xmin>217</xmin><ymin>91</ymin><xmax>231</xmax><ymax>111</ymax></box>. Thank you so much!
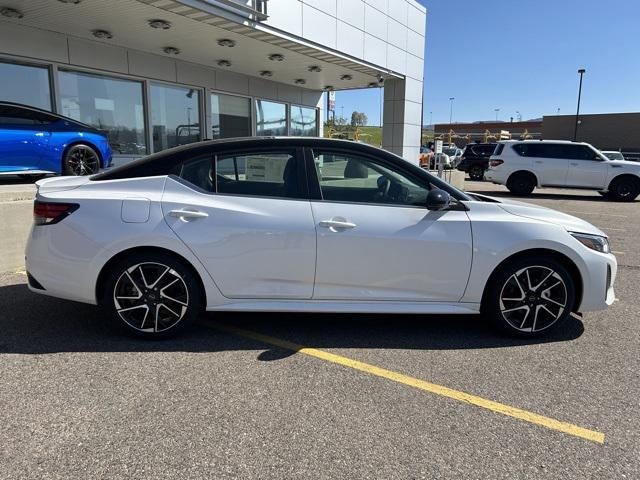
<box><xmin>33</xmin><ymin>201</ymin><xmax>79</xmax><ymax>225</ymax></box>
<box><xmin>490</xmin><ymin>159</ymin><xmax>504</xmax><ymax>167</ymax></box>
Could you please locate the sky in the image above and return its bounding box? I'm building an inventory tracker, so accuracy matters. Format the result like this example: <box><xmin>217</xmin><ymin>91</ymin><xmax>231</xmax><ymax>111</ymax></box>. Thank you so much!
<box><xmin>335</xmin><ymin>0</ymin><xmax>640</xmax><ymax>126</ymax></box>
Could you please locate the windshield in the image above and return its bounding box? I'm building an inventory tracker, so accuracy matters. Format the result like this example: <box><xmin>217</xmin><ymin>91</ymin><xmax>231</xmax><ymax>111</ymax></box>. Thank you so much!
<box><xmin>443</xmin><ymin>148</ymin><xmax>457</xmax><ymax>156</ymax></box>
<box><xmin>603</xmin><ymin>152</ymin><xmax>624</xmax><ymax>160</ymax></box>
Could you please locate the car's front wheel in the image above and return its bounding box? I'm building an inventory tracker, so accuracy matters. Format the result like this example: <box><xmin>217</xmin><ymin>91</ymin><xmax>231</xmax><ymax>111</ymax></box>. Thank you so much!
<box><xmin>483</xmin><ymin>256</ymin><xmax>575</xmax><ymax>337</ymax></box>
<box><xmin>468</xmin><ymin>165</ymin><xmax>485</xmax><ymax>181</ymax></box>
<box><xmin>62</xmin><ymin>144</ymin><xmax>100</xmax><ymax>176</ymax></box>
<box><xmin>103</xmin><ymin>252</ymin><xmax>203</xmax><ymax>338</ymax></box>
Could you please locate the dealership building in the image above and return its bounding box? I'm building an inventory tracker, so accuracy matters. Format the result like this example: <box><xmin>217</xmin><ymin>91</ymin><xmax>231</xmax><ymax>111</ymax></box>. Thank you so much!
<box><xmin>0</xmin><ymin>0</ymin><xmax>426</xmax><ymax>165</ymax></box>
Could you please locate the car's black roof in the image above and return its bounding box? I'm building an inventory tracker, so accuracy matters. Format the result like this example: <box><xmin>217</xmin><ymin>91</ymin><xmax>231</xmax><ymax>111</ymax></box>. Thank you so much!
<box><xmin>93</xmin><ymin>137</ymin><xmax>470</xmax><ymax>200</ymax></box>
<box><xmin>0</xmin><ymin>101</ymin><xmax>100</xmax><ymax>132</ymax></box>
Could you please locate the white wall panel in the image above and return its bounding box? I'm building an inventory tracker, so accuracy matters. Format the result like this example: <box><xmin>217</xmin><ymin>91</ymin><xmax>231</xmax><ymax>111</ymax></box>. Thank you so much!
<box><xmin>403</xmin><ymin>100</ymin><xmax>422</xmax><ymax>126</ymax></box>
<box><xmin>302</xmin><ymin>5</ymin><xmax>336</xmax><ymax>49</ymax></box>
<box><xmin>407</xmin><ymin>28</ymin><xmax>425</xmax><ymax>59</ymax></box>
<box><xmin>68</xmin><ymin>38</ymin><xmax>128</xmax><ymax>74</ymax></box>
<box><xmin>128</xmin><ymin>50</ymin><xmax>176</xmax><ymax>82</ymax></box>
<box><xmin>337</xmin><ymin>0</ymin><xmax>365</xmax><ymax>29</ymax></box>
<box><xmin>365</xmin><ymin>0</ymin><xmax>387</xmax><ymax>14</ymax></box>
<box><xmin>387</xmin><ymin>0</ymin><xmax>408</xmax><ymax>25</ymax></box>
<box><xmin>363</xmin><ymin>34</ymin><xmax>386</xmax><ymax>68</ymax></box>
<box><xmin>337</xmin><ymin>21</ymin><xmax>364</xmax><ymax>59</ymax></box>
<box><xmin>387</xmin><ymin>18</ymin><xmax>407</xmax><ymax>51</ymax></box>
<box><xmin>278</xmin><ymin>84</ymin><xmax>303</xmax><ymax>104</ymax></box>
<box><xmin>405</xmin><ymin>53</ymin><xmax>424</xmax><ymax>81</ymax></box>
<box><xmin>302</xmin><ymin>90</ymin><xmax>323</xmax><ymax>107</ymax></box>
<box><xmin>386</xmin><ymin>44</ymin><xmax>406</xmax><ymax>73</ymax></box>
<box><xmin>364</xmin><ymin>4</ymin><xmax>387</xmax><ymax>41</ymax></box>
<box><xmin>263</xmin><ymin>0</ymin><xmax>303</xmax><ymax>36</ymax></box>
<box><xmin>177</xmin><ymin>61</ymin><xmax>215</xmax><ymax>88</ymax></box>
<box><xmin>407</xmin><ymin>3</ymin><xmax>426</xmax><ymax>36</ymax></box>
<box><xmin>250</xmin><ymin>77</ymin><xmax>278</xmax><ymax>100</ymax></box>
<box><xmin>0</xmin><ymin>22</ymin><xmax>68</xmax><ymax>63</ymax></box>
<box><xmin>215</xmin><ymin>70</ymin><xmax>249</xmax><ymax>95</ymax></box>
<box><xmin>302</xmin><ymin>0</ymin><xmax>336</xmax><ymax>17</ymax></box>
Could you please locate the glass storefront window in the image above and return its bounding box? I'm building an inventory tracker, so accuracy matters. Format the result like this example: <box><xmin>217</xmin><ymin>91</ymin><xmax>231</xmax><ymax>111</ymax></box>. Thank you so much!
<box><xmin>290</xmin><ymin>105</ymin><xmax>317</xmax><ymax>136</ymax></box>
<box><xmin>58</xmin><ymin>70</ymin><xmax>146</xmax><ymax>155</ymax></box>
<box><xmin>151</xmin><ymin>84</ymin><xmax>201</xmax><ymax>152</ymax></box>
<box><xmin>211</xmin><ymin>93</ymin><xmax>251</xmax><ymax>139</ymax></box>
<box><xmin>0</xmin><ymin>61</ymin><xmax>52</xmax><ymax>110</ymax></box>
<box><xmin>255</xmin><ymin>99</ymin><xmax>287</xmax><ymax>136</ymax></box>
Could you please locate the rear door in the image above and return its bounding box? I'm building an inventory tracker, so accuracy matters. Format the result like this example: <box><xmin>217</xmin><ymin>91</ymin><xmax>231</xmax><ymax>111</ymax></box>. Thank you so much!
<box><xmin>564</xmin><ymin>144</ymin><xmax>607</xmax><ymax>188</ymax></box>
<box><xmin>0</xmin><ymin>105</ymin><xmax>50</xmax><ymax>172</ymax></box>
<box><xmin>524</xmin><ymin>143</ymin><xmax>570</xmax><ymax>186</ymax></box>
<box><xmin>162</xmin><ymin>146</ymin><xmax>317</xmax><ymax>299</ymax></box>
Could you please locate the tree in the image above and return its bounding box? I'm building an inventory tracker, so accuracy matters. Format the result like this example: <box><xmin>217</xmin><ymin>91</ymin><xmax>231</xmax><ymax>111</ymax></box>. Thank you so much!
<box><xmin>350</xmin><ymin>111</ymin><xmax>368</xmax><ymax>127</ymax></box>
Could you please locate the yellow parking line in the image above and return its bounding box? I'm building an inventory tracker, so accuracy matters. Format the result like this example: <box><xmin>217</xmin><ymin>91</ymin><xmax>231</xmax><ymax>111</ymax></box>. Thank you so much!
<box><xmin>211</xmin><ymin>323</ymin><xmax>605</xmax><ymax>444</ymax></box>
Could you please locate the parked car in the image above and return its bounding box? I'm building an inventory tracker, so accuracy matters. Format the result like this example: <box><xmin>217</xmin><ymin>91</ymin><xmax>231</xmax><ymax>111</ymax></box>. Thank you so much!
<box><xmin>601</xmin><ymin>151</ymin><xmax>625</xmax><ymax>161</ymax></box>
<box><xmin>486</xmin><ymin>140</ymin><xmax>640</xmax><ymax>201</ymax></box>
<box><xmin>0</xmin><ymin>102</ymin><xmax>112</xmax><ymax>178</ymax></box>
<box><xmin>457</xmin><ymin>143</ymin><xmax>497</xmax><ymax>180</ymax></box>
<box><xmin>443</xmin><ymin>147</ymin><xmax>463</xmax><ymax>168</ymax></box>
<box><xmin>26</xmin><ymin>137</ymin><xmax>616</xmax><ymax>340</ymax></box>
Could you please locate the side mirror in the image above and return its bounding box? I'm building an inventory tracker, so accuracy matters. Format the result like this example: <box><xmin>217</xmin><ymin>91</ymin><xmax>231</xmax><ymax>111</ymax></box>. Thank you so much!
<box><xmin>426</xmin><ymin>189</ymin><xmax>451</xmax><ymax>211</ymax></box>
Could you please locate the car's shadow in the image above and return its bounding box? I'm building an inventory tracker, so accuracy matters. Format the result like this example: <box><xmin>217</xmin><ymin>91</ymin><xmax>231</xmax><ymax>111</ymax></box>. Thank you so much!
<box><xmin>0</xmin><ymin>281</ymin><xmax>585</xmax><ymax>357</ymax></box>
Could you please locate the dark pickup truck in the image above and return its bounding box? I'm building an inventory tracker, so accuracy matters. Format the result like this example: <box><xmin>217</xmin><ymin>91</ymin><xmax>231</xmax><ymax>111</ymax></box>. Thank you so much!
<box><xmin>456</xmin><ymin>143</ymin><xmax>497</xmax><ymax>180</ymax></box>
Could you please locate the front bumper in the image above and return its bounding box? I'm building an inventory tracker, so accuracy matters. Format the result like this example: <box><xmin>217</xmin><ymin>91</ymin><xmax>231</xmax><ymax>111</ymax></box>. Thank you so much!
<box><xmin>577</xmin><ymin>251</ymin><xmax>617</xmax><ymax>312</ymax></box>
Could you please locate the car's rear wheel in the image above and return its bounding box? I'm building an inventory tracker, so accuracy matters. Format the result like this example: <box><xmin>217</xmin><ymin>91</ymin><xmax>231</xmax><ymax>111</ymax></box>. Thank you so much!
<box><xmin>607</xmin><ymin>176</ymin><xmax>640</xmax><ymax>202</ymax></box>
<box><xmin>482</xmin><ymin>256</ymin><xmax>575</xmax><ymax>338</ymax></box>
<box><xmin>506</xmin><ymin>172</ymin><xmax>536</xmax><ymax>195</ymax></box>
<box><xmin>103</xmin><ymin>252</ymin><xmax>203</xmax><ymax>338</ymax></box>
<box><xmin>62</xmin><ymin>144</ymin><xmax>100</xmax><ymax>176</ymax></box>
<box><xmin>469</xmin><ymin>165</ymin><xmax>485</xmax><ymax>181</ymax></box>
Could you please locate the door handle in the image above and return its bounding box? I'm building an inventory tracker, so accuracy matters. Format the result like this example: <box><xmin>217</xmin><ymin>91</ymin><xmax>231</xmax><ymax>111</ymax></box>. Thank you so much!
<box><xmin>169</xmin><ymin>208</ymin><xmax>209</xmax><ymax>220</ymax></box>
<box><xmin>534</xmin><ymin>160</ymin><xmax>543</xmax><ymax>164</ymax></box>
<box><xmin>319</xmin><ymin>218</ymin><xmax>356</xmax><ymax>231</ymax></box>
<box><xmin>570</xmin><ymin>162</ymin><xmax>579</xmax><ymax>166</ymax></box>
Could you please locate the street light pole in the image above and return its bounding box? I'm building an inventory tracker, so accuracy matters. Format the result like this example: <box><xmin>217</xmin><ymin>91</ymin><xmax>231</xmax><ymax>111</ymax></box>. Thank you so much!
<box><xmin>494</xmin><ymin>108</ymin><xmax>500</xmax><ymax>121</ymax></box>
<box><xmin>573</xmin><ymin>68</ymin><xmax>586</xmax><ymax>141</ymax></box>
<box><xmin>449</xmin><ymin>97</ymin><xmax>455</xmax><ymax>124</ymax></box>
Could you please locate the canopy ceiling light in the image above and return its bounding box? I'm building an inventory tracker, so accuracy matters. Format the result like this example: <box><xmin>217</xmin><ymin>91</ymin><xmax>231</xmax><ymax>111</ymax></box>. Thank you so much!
<box><xmin>340</xmin><ymin>74</ymin><xmax>353</xmax><ymax>81</ymax></box>
<box><xmin>217</xmin><ymin>59</ymin><xmax>232</xmax><ymax>67</ymax></box>
<box><xmin>294</xmin><ymin>79</ymin><xmax>306</xmax><ymax>85</ymax></box>
<box><xmin>148</xmin><ymin>19</ymin><xmax>171</xmax><ymax>30</ymax></box>
<box><xmin>307</xmin><ymin>66</ymin><xmax>322</xmax><ymax>73</ymax></box>
<box><xmin>268</xmin><ymin>53</ymin><xmax>285</xmax><ymax>62</ymax></box>
<box><xmin>323</xmin><ymin>86</ymin><xmax>334</xmax><ymax>92</ymax></box>
<box><xmin>368</xmin><ymin>82</ymin><xmax>379</xmax><ymax>88</ymax></box>
<box><xmin>259</xmin><ymin>70</ymin><xmax>273</xmax><ymax>78</ymax></box>
<box><xmin>92</xmin><ymin>29</ymin><xmax>113</xmax><ymax>40</ymax></box>
<box><xmin>0</xmin><ymin>7</ymin><xmax>23</xmax><ymax>18</ymax></box>
<box><xmin>163</xmin><ymin>46</ymin><xmax>180</xmax><ymax>55</ymax></box>
<box><xmin>217</xmin><ymin>39</ymin><xmax>236</xmax><ymax>48</ymax></box>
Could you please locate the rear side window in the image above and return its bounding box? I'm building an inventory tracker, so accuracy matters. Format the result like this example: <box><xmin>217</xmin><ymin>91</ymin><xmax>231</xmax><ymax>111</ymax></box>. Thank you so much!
<box><xmin>215</xmin><ymin>150</ymin><xmax>303</xmax><ymax>199</ymax></box>
<box><xmin>0</xmin><ymin>105</ymin><xmax>39</xmax><ymax>125</ymax></box>
<box><xmin>178</xmin><ymin>156</ymin><xmax>214</xmax><ymax>192</ymax></box>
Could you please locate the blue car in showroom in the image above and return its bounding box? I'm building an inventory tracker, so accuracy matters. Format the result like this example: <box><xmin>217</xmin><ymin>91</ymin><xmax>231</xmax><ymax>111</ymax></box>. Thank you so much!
<box><xmin>0</xmin><ymin>102</ymin><xmax>112</xmax><ymax>178</ymax></box>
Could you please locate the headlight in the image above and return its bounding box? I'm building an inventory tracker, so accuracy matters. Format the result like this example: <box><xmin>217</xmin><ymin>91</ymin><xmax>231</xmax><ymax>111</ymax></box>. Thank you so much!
<box><xmin>570</xmin><ymin>232</ymin><xmax>610</xmax><ymax>253</ymax></box>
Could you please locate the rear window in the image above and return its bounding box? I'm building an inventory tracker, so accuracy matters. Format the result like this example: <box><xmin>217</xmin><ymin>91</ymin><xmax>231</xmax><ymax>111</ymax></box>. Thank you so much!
<box><xmin>494</xmin><ymin>144</ymin><xmax>504</xmax><ymax>155</ymax></box>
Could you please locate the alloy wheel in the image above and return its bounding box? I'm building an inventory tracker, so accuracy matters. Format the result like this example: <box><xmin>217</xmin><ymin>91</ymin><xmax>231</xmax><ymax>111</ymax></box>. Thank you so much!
<box><xmin>113</xmin><ymin>262</ymin><xmax>189</xmax><ymax>333</ymax></box>
<box><xmin>67</xmin><ymin>146</ymin><xmax>99</xmax><ymax>176</ymax></box>
<box><xmin>499</xmin><ymin>266</ymin><xmax>568</xmax><ymax>333</ymax></box>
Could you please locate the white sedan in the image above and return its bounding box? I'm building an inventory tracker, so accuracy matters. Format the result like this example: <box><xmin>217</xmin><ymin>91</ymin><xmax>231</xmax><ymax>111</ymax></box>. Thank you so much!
<box><xmin>26</xmin><ymin>138</ymin><xmax>617</xmax><ymax>339</ymax></box>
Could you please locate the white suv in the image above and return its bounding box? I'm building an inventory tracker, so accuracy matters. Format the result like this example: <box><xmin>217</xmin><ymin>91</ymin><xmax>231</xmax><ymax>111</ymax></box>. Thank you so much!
<box><xmin>485</xmin><ymin>140</ymin><xmax>640</xmax><ymax>201</ymax></box>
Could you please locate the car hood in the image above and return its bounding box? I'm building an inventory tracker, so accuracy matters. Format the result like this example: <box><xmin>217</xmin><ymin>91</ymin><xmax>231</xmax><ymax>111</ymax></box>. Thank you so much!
<box><xmin>607</xmin><ymin>159</ymin><xmax>640</xmax><ymax>169</ymax></box>
<box><xmin>467</xmin><ymin>192</ymin><xmax>606</xmax><ymax>236</ymax></box>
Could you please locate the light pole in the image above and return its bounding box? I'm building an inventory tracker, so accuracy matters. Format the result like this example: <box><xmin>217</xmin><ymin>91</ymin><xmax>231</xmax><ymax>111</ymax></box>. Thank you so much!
<box><xmin>516</xmin><ymin>110</ymin><xmax>522</xmax><ymax>122</ymax></box>
<box><xmin>449</xmin><ymin>97</ymin><xmax>455</xmax><ymax>124</ymax></box>
<box><xmin>494</xmin><ymin>108</ymin><xmax>500</xmax><ymax>121</ymax></box>
<box><xmin>573</xmin><ymin>68</ymin><xmax>586</xmax><ymax>141</ymax></box>
<box><xmin>429</xmin><ymin>111</ymin><xmax>433</xmax><ymax>127</ymax></box>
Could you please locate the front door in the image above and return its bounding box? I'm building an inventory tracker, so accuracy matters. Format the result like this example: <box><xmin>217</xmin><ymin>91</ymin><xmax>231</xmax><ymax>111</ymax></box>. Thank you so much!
<box><xmin>563</xmin><ymin>144</ymin><xmax>607</xmax><ymax>188</ymax></box>
<box><xmin>309</xmin><ymin>149</ymin><xmax>473</xmax><ymax>302</ymax></box>
<box><xmin>0</xmin><ymin>105</ymin><xmax>50</xmax><ymax>172</ymax></box>
<box><xmin>162</xmin><ymin>148</ymin><xmax>316</xmax><ymax>299</ymax></box>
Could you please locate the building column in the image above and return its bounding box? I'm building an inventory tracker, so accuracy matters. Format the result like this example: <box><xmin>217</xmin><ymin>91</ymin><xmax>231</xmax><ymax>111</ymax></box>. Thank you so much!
<box><xmin>382</xmin><ymin>77</ymin><xmax>423</xmax><ymax>164</ymax></box>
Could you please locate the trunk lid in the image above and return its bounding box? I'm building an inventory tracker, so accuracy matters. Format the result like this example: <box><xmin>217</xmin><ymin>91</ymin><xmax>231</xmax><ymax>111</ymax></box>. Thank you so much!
<box><xmin>36</xmin><ymin>176</ymin><xmax>91</xmax><ymax>194</ymax></box>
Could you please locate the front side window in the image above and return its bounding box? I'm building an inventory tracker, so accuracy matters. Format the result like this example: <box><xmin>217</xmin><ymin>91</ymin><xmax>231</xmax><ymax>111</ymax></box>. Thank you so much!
<box><xmin>313</xmin><ymin>150</ymin><xmax>429</xmax><ymax>207</ymax></box>
<box><xmin>0</xmin><ymin>61</ymin><xmax>52</xmax><ymax>110</ymax></box>
<box><xmin>215</xmin><ymin>150</ymin><xmax>301</xmax><ymax>199</ymax></box>
<box><xmin>151</xmin><ymin>84</ymin><xmax>201</xmax><ymax>152</ymax></box>
<box><xmin>210</xmin><ymin>93</ymin><xmax>251</xmax><ymax>139</ymax></box>
<box><xmin>290</xmin><ymin>106</ymin><xmax>317</xmax><ymax>136</ymax></box>
<box><xmin>58</xmin><ymin>70</ymin><xmax>146</xmax><ymax>155</ymax></box>
<box><xmin>562</xmin><ymin>145</ymin><xmax>599</xmax><ymax>160</ymax></box>
<box><xmin>255</xmin><ymin>100</ymin><xmax>287</xmax><ymax>136</ymax></box>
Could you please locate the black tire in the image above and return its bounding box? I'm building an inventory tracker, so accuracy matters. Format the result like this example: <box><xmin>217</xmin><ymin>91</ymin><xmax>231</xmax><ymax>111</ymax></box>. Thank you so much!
<box><xmin>469</xmin><ymin>165</ymin><xmax>485</xmax><ymax>181</ymax></box>
<box><xmin>62</xmin><ymin>144</ymin><xmax>100</xmax><ymax>176</ymax></box>
<box><xmin>102</xmin><ymin>251</ymin><xmax>203</xmax><ymax>339</ymax></box>
<box><xmin>607</xmin><ymin>176</ymin><xmax>640</xmax><ymax>202</ymax></box>
<box><xmin>482</xmin><ymin>255</ymin><xmax>575</xmax><ymax>338</ymax></box>
<box><xmin>506</xmin><ymin>171</ymin><xmax>536</xmax><ymax>195</ymax></box>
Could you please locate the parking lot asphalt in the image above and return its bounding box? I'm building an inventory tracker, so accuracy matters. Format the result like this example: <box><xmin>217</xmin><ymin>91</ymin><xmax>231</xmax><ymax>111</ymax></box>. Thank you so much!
<box><xmin>1</xmin><ymin>180</ymin><xmax>639</xmax><ymax>479</ymax></box>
